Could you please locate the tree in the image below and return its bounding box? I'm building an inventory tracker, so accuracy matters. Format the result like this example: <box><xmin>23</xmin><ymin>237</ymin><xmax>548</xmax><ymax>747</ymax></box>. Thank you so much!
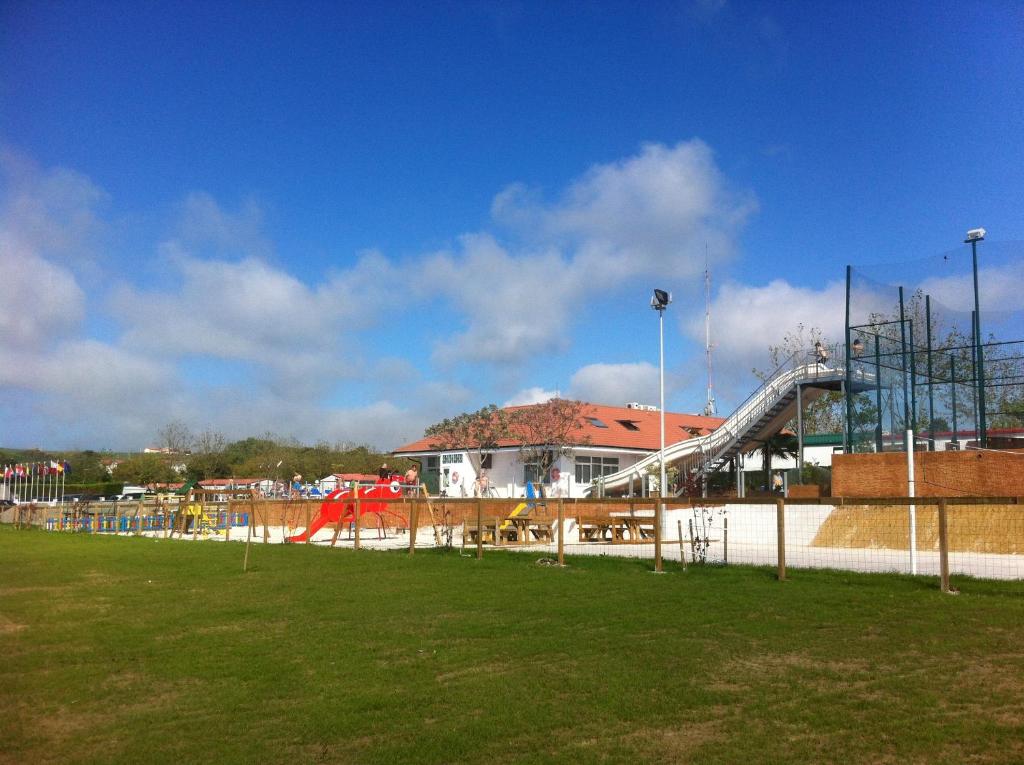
<box><xmin>156</xmin><ymin>420</ymin><xmax>194</xmax><ymax>453</ymax></box>
<box><xmin>509</xmin><ymin>398</ymin><xmax>590</xmax><ymax>485</ymax></box>
<box><xmin>754</xmin><ymin>323</ymin><xmax>844</xmax><ymax>433</ymax></box>
<box><xmin>424</xmin><ymin>404</ymin><xmax>513</xmax><ymax>473</ymax></box>
<box><xmin>760</xmin><ymin>433</ymin><xmax>799</xmax><ymax>490</ymax></box>
<box><xmin>112</xmin><ymin>454</ymin><xmax>178</xmax><ymax>485</ymax></box>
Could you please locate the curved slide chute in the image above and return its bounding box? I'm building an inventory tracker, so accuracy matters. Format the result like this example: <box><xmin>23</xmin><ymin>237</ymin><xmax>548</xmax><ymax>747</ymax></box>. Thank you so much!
<box><xmin>287</xmin><ymin>479</ymin><xmax>409</xmax><ymax>543</ymax></box>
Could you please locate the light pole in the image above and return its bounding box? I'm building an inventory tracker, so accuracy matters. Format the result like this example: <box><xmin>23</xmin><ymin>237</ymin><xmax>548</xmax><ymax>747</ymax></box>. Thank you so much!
<box><xmin>966</xmin><ymin>227</ymin><xmax>986</xmax><ymax>447</ymax></box>
<box><xmin>651</xmin><ymin>289</ymin><xmax>672</xmax><ymax>497</ymax></box>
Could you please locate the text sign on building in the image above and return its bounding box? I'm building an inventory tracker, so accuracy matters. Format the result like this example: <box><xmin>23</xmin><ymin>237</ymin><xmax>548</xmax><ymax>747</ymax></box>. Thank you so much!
<box><xmin>442</xmin><ymin>453</ymin><xmax>464</xmax><ymax>465</ymax></box>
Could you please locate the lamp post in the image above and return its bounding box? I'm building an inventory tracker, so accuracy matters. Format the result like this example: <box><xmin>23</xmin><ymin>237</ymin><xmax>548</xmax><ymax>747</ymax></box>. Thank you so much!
<box><xmin>966</xmin><ymin>228</ymin><xmax>986</xmax><ymax>447</ymax></box>
<box><xmin>651</xmin><ymin>289</ymin><xmax>672</xmax><ymax>498</ymax></box>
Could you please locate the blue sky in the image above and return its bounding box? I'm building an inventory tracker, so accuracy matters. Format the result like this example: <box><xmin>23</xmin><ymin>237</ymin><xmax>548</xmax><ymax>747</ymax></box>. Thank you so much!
<box><xmin>2</xmin><ymin>0</ymin><xmax>1022</xmax><ymax>450</ymax></box>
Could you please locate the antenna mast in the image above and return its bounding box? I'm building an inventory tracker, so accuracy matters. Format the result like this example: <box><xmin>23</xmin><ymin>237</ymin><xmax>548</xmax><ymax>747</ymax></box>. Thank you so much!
<box><xmin>702</xmin><ymin>255</ymin><xmax>717</xmax><ymax>417</ymax></box>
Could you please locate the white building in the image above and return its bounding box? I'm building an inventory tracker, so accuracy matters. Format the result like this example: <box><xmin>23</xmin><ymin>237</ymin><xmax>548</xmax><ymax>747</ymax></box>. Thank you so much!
<box><xmin>394</xmin><ymin>402</ymin><xmax>725</xmax><ymax>498</ymax></box>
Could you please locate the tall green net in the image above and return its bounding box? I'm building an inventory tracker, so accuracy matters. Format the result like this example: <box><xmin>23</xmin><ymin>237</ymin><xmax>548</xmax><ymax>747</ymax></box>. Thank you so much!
<box><xmin>845</xmin><ymin>240</ymin><xmax>1024</xmax><ymax>453</ymax></box>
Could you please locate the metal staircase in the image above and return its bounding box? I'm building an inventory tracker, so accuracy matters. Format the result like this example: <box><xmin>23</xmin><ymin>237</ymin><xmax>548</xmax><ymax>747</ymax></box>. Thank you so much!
<box><xmin>584</xmin><ymin>346</ymin><xmax>858</xmax><ymax>496</ymax></box>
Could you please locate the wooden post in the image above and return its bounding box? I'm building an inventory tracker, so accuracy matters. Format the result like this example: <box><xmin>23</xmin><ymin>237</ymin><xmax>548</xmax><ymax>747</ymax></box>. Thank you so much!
<box><xmin>305</xmin><ymin>503</ymin><xmax>311</xmax><ymax>545</ymax></box>
<box><xmin>421</xmin><ymin>485</ymin><xmax>441</xmax><ymax>546</ymax></box>
<box><xmin>113</xmin><ymin>502</ymin><xmax>121</xmax><ymax>536</ymax></box>
<box><xmin>688</xmin><ymin>518</ymin><xmax>696</xmax><ymax>561</ymax></box>
<box><xmin>476</xmin><ymin>498</ymin><xmax>483</xmax><ymax>560</ymax></box>
<box><xmin>224</xmin><ymin>504</ymin><xmax>231</xmax><ymax>542</ymax></box>
<box><xmin>776</xmin><ymin>498</ymin><xmax>786</xmax><ymax>582</ymax></box>
<box><xmin>677</xmin><ymin>519</ymin><xmax>687</xmax><ymax>571</ymax></box>
<box><xmin>261</xmin><ymin>500</ymin><xmax>269</xmax><ymax>544</ymax></box>
<box><xmin>937</xmin><ymin>498</ymin><xmax>950</xmax><ymax>593</ymax></box>
<box><xmin>723</xmin><ymin>516</ymin><xmax>728</xmax><ymax>565</ymax></box>
<box><xmin>557</xmin><ymin>497</ymin><xmax>565</xmax><ymax>567</ymax></box>
<box><xmin>494</xmin><ymin>517</ymin><xmax>501</xmax><ymax>547</ymax></box>
<box><xmin>191</xmin><ymin>492</ymin><xmax>199</xmax><ymax>542</ymax></box>
<box><xmin>136</xmin><ymin>499</ymin><xmax>144</xmax><ymax>536</ymax></box>
<box><xmin>408</xmin><ymin>498</ymin><xmax>418</xmax><ymax>555</ymax></box>
<box><xmin>330</xmin><ymin>499</ymin><xmax>343</xmax><ymax>547</ymax></box>
<box><xmin>243</xmin><ymin>500</ymin><xmax>254</xmax><ymax>572</ymax></box>
<box><xmin>354</xmin><ymin>494</ymin><xmax>361</xmax><ymax>550</ymax></box>
<box><xmin>654</xmin><ymin>494</ymin><xmax>664</xmax><ymax>573</ymax></box>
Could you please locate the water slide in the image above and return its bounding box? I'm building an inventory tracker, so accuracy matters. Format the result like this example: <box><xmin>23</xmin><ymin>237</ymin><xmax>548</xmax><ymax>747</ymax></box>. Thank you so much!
<box><xmin>287</xmin><ymin>480</ymin><xmax>408</xmax><ymax>542</ymax></box>
<box><xmin>583</xmin><ymin>354</ymin><xmax>865</xmax><ymax>496</ymax></box>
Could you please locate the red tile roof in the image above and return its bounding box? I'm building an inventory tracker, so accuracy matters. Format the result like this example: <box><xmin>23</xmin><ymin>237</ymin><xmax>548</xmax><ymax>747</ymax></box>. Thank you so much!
<box><xmin>394</xmin><ymin>402</ymin><xmax>726</xmax><ymax>454</ymax></box>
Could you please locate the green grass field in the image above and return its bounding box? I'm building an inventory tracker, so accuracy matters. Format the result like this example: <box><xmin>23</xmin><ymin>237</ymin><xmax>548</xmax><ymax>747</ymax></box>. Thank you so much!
<box><xmin>2</xmin><ymin>527</ymin><xmax>1023</xmax><ymax>764</ymax></box>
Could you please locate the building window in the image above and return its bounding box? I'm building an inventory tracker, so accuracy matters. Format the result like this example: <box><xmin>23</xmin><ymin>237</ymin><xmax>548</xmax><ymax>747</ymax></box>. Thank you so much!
<box><xmin>574</xmin><ymin>456</ymin><xmax>620</xmax><ymax>484</ymax></box>
<box><xmin>585</xmin><ymin>417</ymin><xmax>609</xmax><ymax>428</ymax></box>
<box><xmin>616</xmin><ymin>420</ymin><xmax>640</xmax><ymax>431</ymax></box>
<box><xmin>480</xmin><ymin>453</ymin><xmax>493</xmax><ymax>469</ymax></box>
<box><xmin>523</xmin><ymin>462</ymin><xmax>544</xmax><ymax>486</ymax></box>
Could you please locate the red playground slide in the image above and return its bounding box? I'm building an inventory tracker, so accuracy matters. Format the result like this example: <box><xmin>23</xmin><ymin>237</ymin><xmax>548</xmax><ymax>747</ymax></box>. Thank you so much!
<box><xmin>286</xmin><ymin>479</ymin><xmax>409</xmax><ymax>542</ymax></box>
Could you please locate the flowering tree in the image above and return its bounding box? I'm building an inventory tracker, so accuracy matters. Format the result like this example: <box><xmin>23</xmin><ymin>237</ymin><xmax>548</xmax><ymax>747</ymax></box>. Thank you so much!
<box><xmin>424</xmin><ymin>404</ymin><xmax>512</xmax><ymax>473</ymax></box>
<box><xmin>510</xmin><ymin>398</ymin><xmax>590</xmax><ymax>485</ymax></box>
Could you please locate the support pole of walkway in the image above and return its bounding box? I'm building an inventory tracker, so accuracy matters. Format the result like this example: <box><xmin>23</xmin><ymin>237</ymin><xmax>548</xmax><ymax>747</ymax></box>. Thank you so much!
<box><xmin>796</xmin><ymin>383</ymin><xmax>804</xmax><ymax>484</ymax></box>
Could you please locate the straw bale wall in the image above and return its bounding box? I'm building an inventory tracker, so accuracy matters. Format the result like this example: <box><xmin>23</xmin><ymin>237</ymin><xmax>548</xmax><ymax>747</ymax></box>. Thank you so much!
<box><xmin>812</xmin><ymin>503</ymin><xmax>1024</xmax><ymax>554</ymax></box>
<box><xmin>833</xmin><ymin>450</ymin><xmax>1024</xmax><ymax>498</ymax></box>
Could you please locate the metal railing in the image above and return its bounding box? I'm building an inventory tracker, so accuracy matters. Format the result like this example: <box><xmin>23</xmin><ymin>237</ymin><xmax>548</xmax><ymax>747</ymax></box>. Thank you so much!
<box><xmin>587</xmin><ymin>346</ymin><xmax>851</xmax><ymax>494</ymax></box>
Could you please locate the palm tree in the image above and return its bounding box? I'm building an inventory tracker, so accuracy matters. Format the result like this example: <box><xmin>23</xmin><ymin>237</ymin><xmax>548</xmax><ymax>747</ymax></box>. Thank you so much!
<box><xmin>761</xmin><ymin>433</ymin><xmax>799</xmax><ymax>493</ymax></box>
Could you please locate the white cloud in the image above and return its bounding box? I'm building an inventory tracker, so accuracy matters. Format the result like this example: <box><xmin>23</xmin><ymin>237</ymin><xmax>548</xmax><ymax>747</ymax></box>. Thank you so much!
<box><xmin>433</xmin><ymin>141</ymin><xmax>756</xmax><ymax>366</ymax></box>
<box><xmin>426</xmin><ymin>234</ymin><xmax>576</xmax><ymax>364</ymax></box>
<box><xmin>176</xmin><ymin>191</ymin><xmax>271</xmax><ymax>258</ymax></box>
<box><xmin>568</xmin><ymin>362</ymin><xmax>660</xmax><ymax>406</ymax></box>
<box><xmin>0</xmin><ymin>148</ymin><xmax>109</xmax><ymax>262</ymax></box>
<box><xmin>503</xmin><ymin>387</ymin><xmax>557</xmax><ymax>407</ymax></box>
<box><xmin>0</xmin><ymin>248</ymin><xmax>85</xmax><ymax>348</ymax></box>
<box><xmin>494</xmin><ymin>139</ymin><xmax>755</xmax><ymax>285</ymax></box>
<box><xmin>688</xmin><ymin>279</ymin><xmax>847</xmax><ymax>400</ymax></box>
<box><xmin>918</xmin><ymin>258</ymin><xmax>1024</xmax><ymax>314</ymax></box>
<box><xmin>0</xmin><ymin>142</ymin><xmax>760</xmax><ymax>449</ymax></box>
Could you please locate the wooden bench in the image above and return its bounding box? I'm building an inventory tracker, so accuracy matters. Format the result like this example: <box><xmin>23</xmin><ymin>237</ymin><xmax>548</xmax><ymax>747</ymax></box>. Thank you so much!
<box><xmin>499</xmin><ymin>516</ymin><xmax>554</xmax><ymax>544</ymax></box>
<box><xmin>464</xmin><ymin>521</ymin><xmax>496</xmax><ymax>545</ymax></box>
<box><xmin>578</xmin><ymin>516</ymin><xmax>615</xmax><ymax>542</ymax></box>
<box><xmin>612</xmin><ymin>517</ymin><xmax>657</xmax><ymax>543</ymax></box>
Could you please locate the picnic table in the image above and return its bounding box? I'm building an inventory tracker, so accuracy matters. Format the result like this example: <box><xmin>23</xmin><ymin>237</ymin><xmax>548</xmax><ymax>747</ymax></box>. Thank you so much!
<box><xmin>500</xmin><ymin>516</ymin><xmax>553</xmax><ymax>544</ymax></box>
<box><xmin>578</xmin><ymin>513</ymin><xmax>657</xmax><ymax>543</ymax></box>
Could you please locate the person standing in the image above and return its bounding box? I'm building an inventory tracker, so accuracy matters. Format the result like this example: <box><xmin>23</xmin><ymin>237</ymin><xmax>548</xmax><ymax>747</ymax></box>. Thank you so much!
<box><xmin>474</xmin><ymin>470</ymin><xmax>491</xmax><ymax>497</ymax></box>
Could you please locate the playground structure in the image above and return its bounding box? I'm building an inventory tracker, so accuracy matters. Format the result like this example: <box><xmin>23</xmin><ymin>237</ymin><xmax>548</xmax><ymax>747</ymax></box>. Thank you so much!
<box><xmin>285</xmin><ymin>478</ymin><xmax>411</xmax><ymax>543</ymax></box>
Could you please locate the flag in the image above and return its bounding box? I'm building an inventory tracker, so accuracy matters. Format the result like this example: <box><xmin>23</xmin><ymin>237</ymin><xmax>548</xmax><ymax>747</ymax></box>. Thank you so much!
<box><xmin>63</xmin><ymin>460</ymin><xmax>71</xmax><ymax>474</ymax></box>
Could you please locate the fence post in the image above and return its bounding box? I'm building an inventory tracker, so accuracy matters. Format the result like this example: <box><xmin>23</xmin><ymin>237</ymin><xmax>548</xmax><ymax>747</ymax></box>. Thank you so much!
<box><xmin>304</xmin><ymin>503</ymin><xmax>311</xmax><ymax>545</ymax></box>
<box><xmin>723</xmin><ymin>516</ymin><xmax>728</xmax><ymax>565</ymax></box>
<box><xmin>776</xmin><ymin>498</ymin><xmax>786</xmax><ymax>581</ymax></box>
<box><xmin>408</xmin><ymin>498</ymin><xmax>418</xmax><ymax>555</ymax></box>
<box><xmin>937</xmin><ymin>498</ymin><xmax>950</xmax><ymax>593</ymax></box>
<box><xmin>476</xmin><ymin>498</ymin><xmax>483</xmax><ymax>560</ymax></box>
<box><xmin>557</xmin><ymin>497</ymin><xmax>565</xmax><ymax>567</ymax></box>
<box><xmin>654</xmin><ymin>493</ymin><xmax>664</xmax><ymax>573</ymax></box>
<box><xmin>243</xmin><ymin>499</ymin><xmax>254</xmax><ymax>573</ymax></box>
<box><xmin>677</xmin><ymin>519</ymin><xmax>687</xmax><ymax>571</ymax></box>
<box><xmin>354</xmin><ymin>494</ymin><xmax>361</xmax><ymax>551</ymax></box>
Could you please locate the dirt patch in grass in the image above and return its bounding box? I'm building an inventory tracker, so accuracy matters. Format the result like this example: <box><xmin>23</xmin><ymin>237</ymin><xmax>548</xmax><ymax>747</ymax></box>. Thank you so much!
<box><xmin>0</xmin><ymin>614</ymin><xmax>26</xmax><ymax>635</ymax></box>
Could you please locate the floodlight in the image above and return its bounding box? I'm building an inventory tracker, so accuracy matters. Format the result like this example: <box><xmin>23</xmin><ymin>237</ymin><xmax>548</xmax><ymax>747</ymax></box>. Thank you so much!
<box><xmin>852</xmin><ymin>338</ymin><xmax>864</xmax><ymax>357</ymax></box>
<box><xmin>650</xmin><ymin>289</ymin><xmax>672</xmax><ymax>311</ymax></box>
<box><xmin>965</xmin><ymin>228</ymin><xmax>986</xmax><ymax>242</ymax></box>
